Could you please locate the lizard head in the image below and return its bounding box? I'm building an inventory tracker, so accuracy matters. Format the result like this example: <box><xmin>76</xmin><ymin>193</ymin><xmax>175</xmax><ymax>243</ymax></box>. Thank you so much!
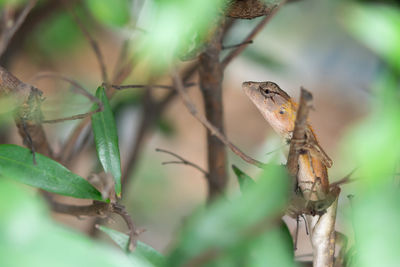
<box><xmin>242</xmin><ymin>81</ymin><xmax>297</xmax><ymax>138</ymax></box>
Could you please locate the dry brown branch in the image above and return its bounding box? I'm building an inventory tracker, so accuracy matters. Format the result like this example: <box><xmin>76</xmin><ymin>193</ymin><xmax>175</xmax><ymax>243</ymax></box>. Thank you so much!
<box><xmin>48</xmin><ymin>199</ymin><xmax>137</xmax><ymax>251</ymax></box>
<box><xmin>111</xmin><ymin>82</ymin><xmax>196</xmax><ymax>91</ymax></box>
<box><xmin>199</xmin><ymin>18</ymin><xmax>228</xmax><ymax>199</ymax></box>
<box><xmin>222</xmin><ymin>40</ymin><xmax>253</xmax><ymax>50</ymax></box>
<box><xmin>156</xmin><ymin>148</ymin><xmax>209</xmax><ymax>177</ymax></box>
<box><xmin>0</xmin><ymin>0</ymin><xmax>37</xmax><ymax>57</ymax></box>
<box><xmin>308</xmin><ymin>196</ymin><xmax>339</xmax><ymax>267</ymax></box>
<box><xmin>171</xmin><ymin>68</ymin><xmax>265</xmax><ymax>168</ymax></box>
<box><xmin>286</xmin><ymin>88</ymin><xmax>313</xmax><ymax>177</ymax></box>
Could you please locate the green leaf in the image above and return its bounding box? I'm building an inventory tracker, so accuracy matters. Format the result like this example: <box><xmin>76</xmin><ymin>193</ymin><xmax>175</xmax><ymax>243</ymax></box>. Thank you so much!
<box><xmin>341</xmin><ymin>4</ymin><xmax>400</xmax><ymax>73</ymax></box>
<box><xmin>31</xmin><ymin>11</ymin><xmax>83</xmax><ymax>57</ymax></box>
<box><xmin>136</xmin><ymin>0</ymin><xmax>226</xmax><ymax>71</ymax></box>
<box><xmin>166</xmin><ymin>165</ymin><xmax>291</xmax><ymax>266</ymax></box>
<box><xmin>98</xmin><ymin>225</ymin><xmax>165</xmax><ymax>267</ymax></box>
<box><xmin>0</xmin><ymin>179</ymin><xmax>149</xmax><ymax>267</ymax></box>
<box><xmin>85</xmin><ymin>0</ymin><xmax>131</xmax><ymax>27</ymax></box>
<box><xmin>0</xmin><ymin>144</ymin><xmax>102</xmax><ymax>200</ymax></box>
<box><xmin>232</xmin><ymin>164</ymin><xmax>255</xmax><ymax>192</ymax></box>
<box><xmin>91</xmin><ymin>86</ymin><xmax>122</xmax><ymax>197</ymax></box>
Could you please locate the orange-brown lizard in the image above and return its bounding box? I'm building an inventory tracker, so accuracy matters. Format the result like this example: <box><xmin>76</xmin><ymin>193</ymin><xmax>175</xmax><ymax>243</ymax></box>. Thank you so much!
<box><xmin>242</xmin><ymin>81</ymin><xmax>332</xmax><ymax>202</ymax></box>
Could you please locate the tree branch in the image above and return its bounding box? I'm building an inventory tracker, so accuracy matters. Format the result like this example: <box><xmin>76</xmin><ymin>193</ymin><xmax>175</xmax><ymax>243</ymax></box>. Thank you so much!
<box><xmin>0</xmin><ymin>0</ymin><xmax>37</xmax><ymax>57</ymax></box>
<box><xmin>171</xmin><ymin>68</ymin><xmax>265</xmax><ymax>168</ymax></box>
<box><xmin>48</xmin><ymin>199</ymin><xmax>137</xmax><ymax>251</ymax></box>
<box><xmin>156</xmin><ymin>148</ymin><xmax>209</xmax><ymax>177</ymax></box>
<box><xmin>308</xmin><ymin>196</ymin><xmax>339</xmax><ymax>267</ymax></box>
<box><xmin>286</xmin><ymin>88</ymin><xmax>313</xmax><ymax>177</ymax></box>
<box><xmin>111</xmin><ymin>82</ymin><xmax>196</xmax><ymax>91</ymax></box>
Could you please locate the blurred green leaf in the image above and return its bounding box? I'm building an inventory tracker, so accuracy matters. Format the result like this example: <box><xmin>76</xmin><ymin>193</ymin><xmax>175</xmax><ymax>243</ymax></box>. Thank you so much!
<box><xmin>0</xmin><ymin>144</ymin><xmax>103</xmax><ymax>200</ymax></box>
<box><xmin>85</xmin><ymin>0</ymin><xmax>131</xmax><ymax>27</ymax></box>
<box><xmin>243</xmin><ymin>48</ymin><xmax>285</xmax><ymax>71</ymax></box>
<box><xmin>0</xmin><ymin>0</ymin><xmax>27</xmax><ymax>7</ymax></box>
<box><xmin>342</xmin><ymin>74</ymin><xmax>400</xmax><ymax>188</ymax></box>
<box><xmin>232</xmin><ymin>164</ymin><xmax>255</xmax><ymax>192</ymax></box>
<box><xmin>92</xmin><ymin>86</ymin><xmax>122</xmax><ymax>197</ymax></box>
<box><xmin>341</xmin><ymin>4</ymin><xmax>400</xmax><ymax>72</ymax></box>
<box><xmin>166</xmin><ymin>165</ymin><xmax>290</xmax><ymax>266</ymax></box>
<box><xmin>31</xmin><ymin>12</ymin><xmax>82</xmax><ymax>56</ymax></box>
<box><xmin>98</xmin><ymin>225</ymin><xmax>165</xmax><ymax>267</ymax></box>
<box><xmin>352</xmin><ymin>189</ymin><xmax>400</xmax><ymax>267</ymax></box>
<box><xmin>156</xmin><ymin>117</ymin><xmax>176</xmax><ymax>137</ymax></box>
<box><xmin>136</xmin><ymin>0</ymin><xmax>225</xmax><ymax>70</ymax></box>
<box><xmin>0</xmin><ymin>179</ymin><xmax>149</xmax><ymax>267</ymax></box>
<box><xmin>242</xmin><ymin>223</ymin><xmax>295</xmax><ymax>267</ymax></box>
<box><xmin>340</xmin><ymin>56</ymin><xmax>400</xmax><ymax>266</ymax></box>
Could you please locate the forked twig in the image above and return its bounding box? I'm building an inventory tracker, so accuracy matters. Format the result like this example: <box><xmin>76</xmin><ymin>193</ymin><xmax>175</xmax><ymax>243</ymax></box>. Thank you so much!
<box><xmin>155</xmin><ymin>148</ymin><xmax>209</xmax><ymax>177</ymax></box>
<box><xmin>47</xmin><ymin>198</ymin><xmax>137</xmax><ymax>251</ymax></box>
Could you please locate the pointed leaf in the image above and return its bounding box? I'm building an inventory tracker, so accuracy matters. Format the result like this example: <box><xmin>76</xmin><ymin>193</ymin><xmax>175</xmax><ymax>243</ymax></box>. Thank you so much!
<box><xmin>0</xmin><ymin>144</ymin><xmax>102</xmax><ymax>200</ymax></box>
<box><xmin>91</xmin><ymin>86</ymin><xmax>122</xmax><ymax>196</ymax></box>
<box><xmin>232</xmin><ymin>164</ymin><xmax>256</xmax><ymax>192</ymax></box>
<box><xmin>98</xmin><ymin>225</ymin><xmax>165</xmax><ymax>267</ymax></box>
<box><xmin>167</xmin><ymin>165</ymin><xmax>291</xmax><ymax>266</ymax></box>
<box><xmin>0</xmin><ymin>179</ymin><xmax>149</xmax><ymax>267</ymax></box>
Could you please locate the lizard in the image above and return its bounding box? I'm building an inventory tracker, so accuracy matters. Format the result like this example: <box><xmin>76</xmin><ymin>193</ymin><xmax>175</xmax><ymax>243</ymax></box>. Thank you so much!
<box><xmin>242</xmin><ymin>81</ymin><xmax>333</xmax><ymax>202</ymax></box>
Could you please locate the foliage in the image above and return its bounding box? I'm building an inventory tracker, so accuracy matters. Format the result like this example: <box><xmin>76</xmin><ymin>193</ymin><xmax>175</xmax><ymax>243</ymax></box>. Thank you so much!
<box><xmin>0</xmin><ymin>144</ymin><xmax>103</xmax><ymax>200</ymax></box>
<box><xmin>340</xmin><ymin>3</ymin><xmax>400</xmax><ymax>266</ymax></box>
<box><xmin>0</xmin><ymin>179</ymin><xmax>147</xmax><ymax>267</ymax></box>
<box><xmin>91</xmin><ymin>86</ymin><xmax>122</xmax><ymax>197</ymax></box>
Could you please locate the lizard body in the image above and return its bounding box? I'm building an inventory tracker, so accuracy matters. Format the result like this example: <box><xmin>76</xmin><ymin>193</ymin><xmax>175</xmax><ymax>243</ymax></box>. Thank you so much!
<box><xmin>242</xmin><ymin>81</ymin><xmax>332</xmax><ymax>201</ymax></box>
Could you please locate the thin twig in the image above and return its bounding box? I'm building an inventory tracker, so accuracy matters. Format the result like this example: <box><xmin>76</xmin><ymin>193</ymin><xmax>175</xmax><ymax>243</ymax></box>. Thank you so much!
<box><xmin>156</xmin><ymin>148</ymin><xmax>209</xmax><ymax>176</ymax></box>
<box><xmin>111</xmin><ymin>82</ymin><xmax>196</xmax><ymax>91</ymax></box>
<box><xmin>112</xmin><ymin>203</ymin><xmax>137</xmax><ymax>251</ymax></box>
<box><xmin>0</xmin><ymin>0</ymin><xmax>37</xmax><ymax>57</ymax></box>
<box><xmin>48</xmin><ymin>198</ymin><xmax>137</xmax><ymax>251</ymax></box>
<box><xmin>301</xmin><ymin>214</ymin><xmax>309</xmax><ymax>235</ymax></box>
<box><xmin>329</xmin><ymin>169</ymin><xmax>357</xmax><ymax>188</ymax></box>
<box><xmin>221</xmin><ymin>3</ymin><xmax>283</xmax><ymax>69</ymax></box>
<box><xmin>64</xmin><ymin>1</ymin><xmax>108</xmax><ymax>84</ymax></box>
<box><xmin>222</xmin><ymin>40</ymin><xmax>253</xmax><ymax>50</ymax></box>
<box><xmin>171</xmin><ymin>68</ymin><xmax>265</xmax><ymax>168</ymax></box>
<box><xmin>30</xmin><ymin>72</ymin><xmax>103</xmax><ymax>123</ymax></box>
<box><xmin>294</xmin><ymin>216</ymin><xmax>300</xmax><ymax>250</ymax></box>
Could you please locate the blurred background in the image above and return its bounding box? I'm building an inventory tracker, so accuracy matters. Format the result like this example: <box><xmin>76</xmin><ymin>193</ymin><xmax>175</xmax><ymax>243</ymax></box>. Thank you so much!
<box><xmin>1</xmin><ymin>0</ymin><xmax>399</xmax><ymax>265</ymax></box>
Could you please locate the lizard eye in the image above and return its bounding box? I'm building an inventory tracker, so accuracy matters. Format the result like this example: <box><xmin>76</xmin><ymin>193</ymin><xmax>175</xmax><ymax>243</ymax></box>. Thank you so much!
<box><xmin>264</xmin><ymin>89</ymin><xmax>270</xmax><ymax>94</ymax></box>
<box><xmin>279</xmin><ymin>109</ymin><xmax>285</xmax><ymax>114</ymax></box>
